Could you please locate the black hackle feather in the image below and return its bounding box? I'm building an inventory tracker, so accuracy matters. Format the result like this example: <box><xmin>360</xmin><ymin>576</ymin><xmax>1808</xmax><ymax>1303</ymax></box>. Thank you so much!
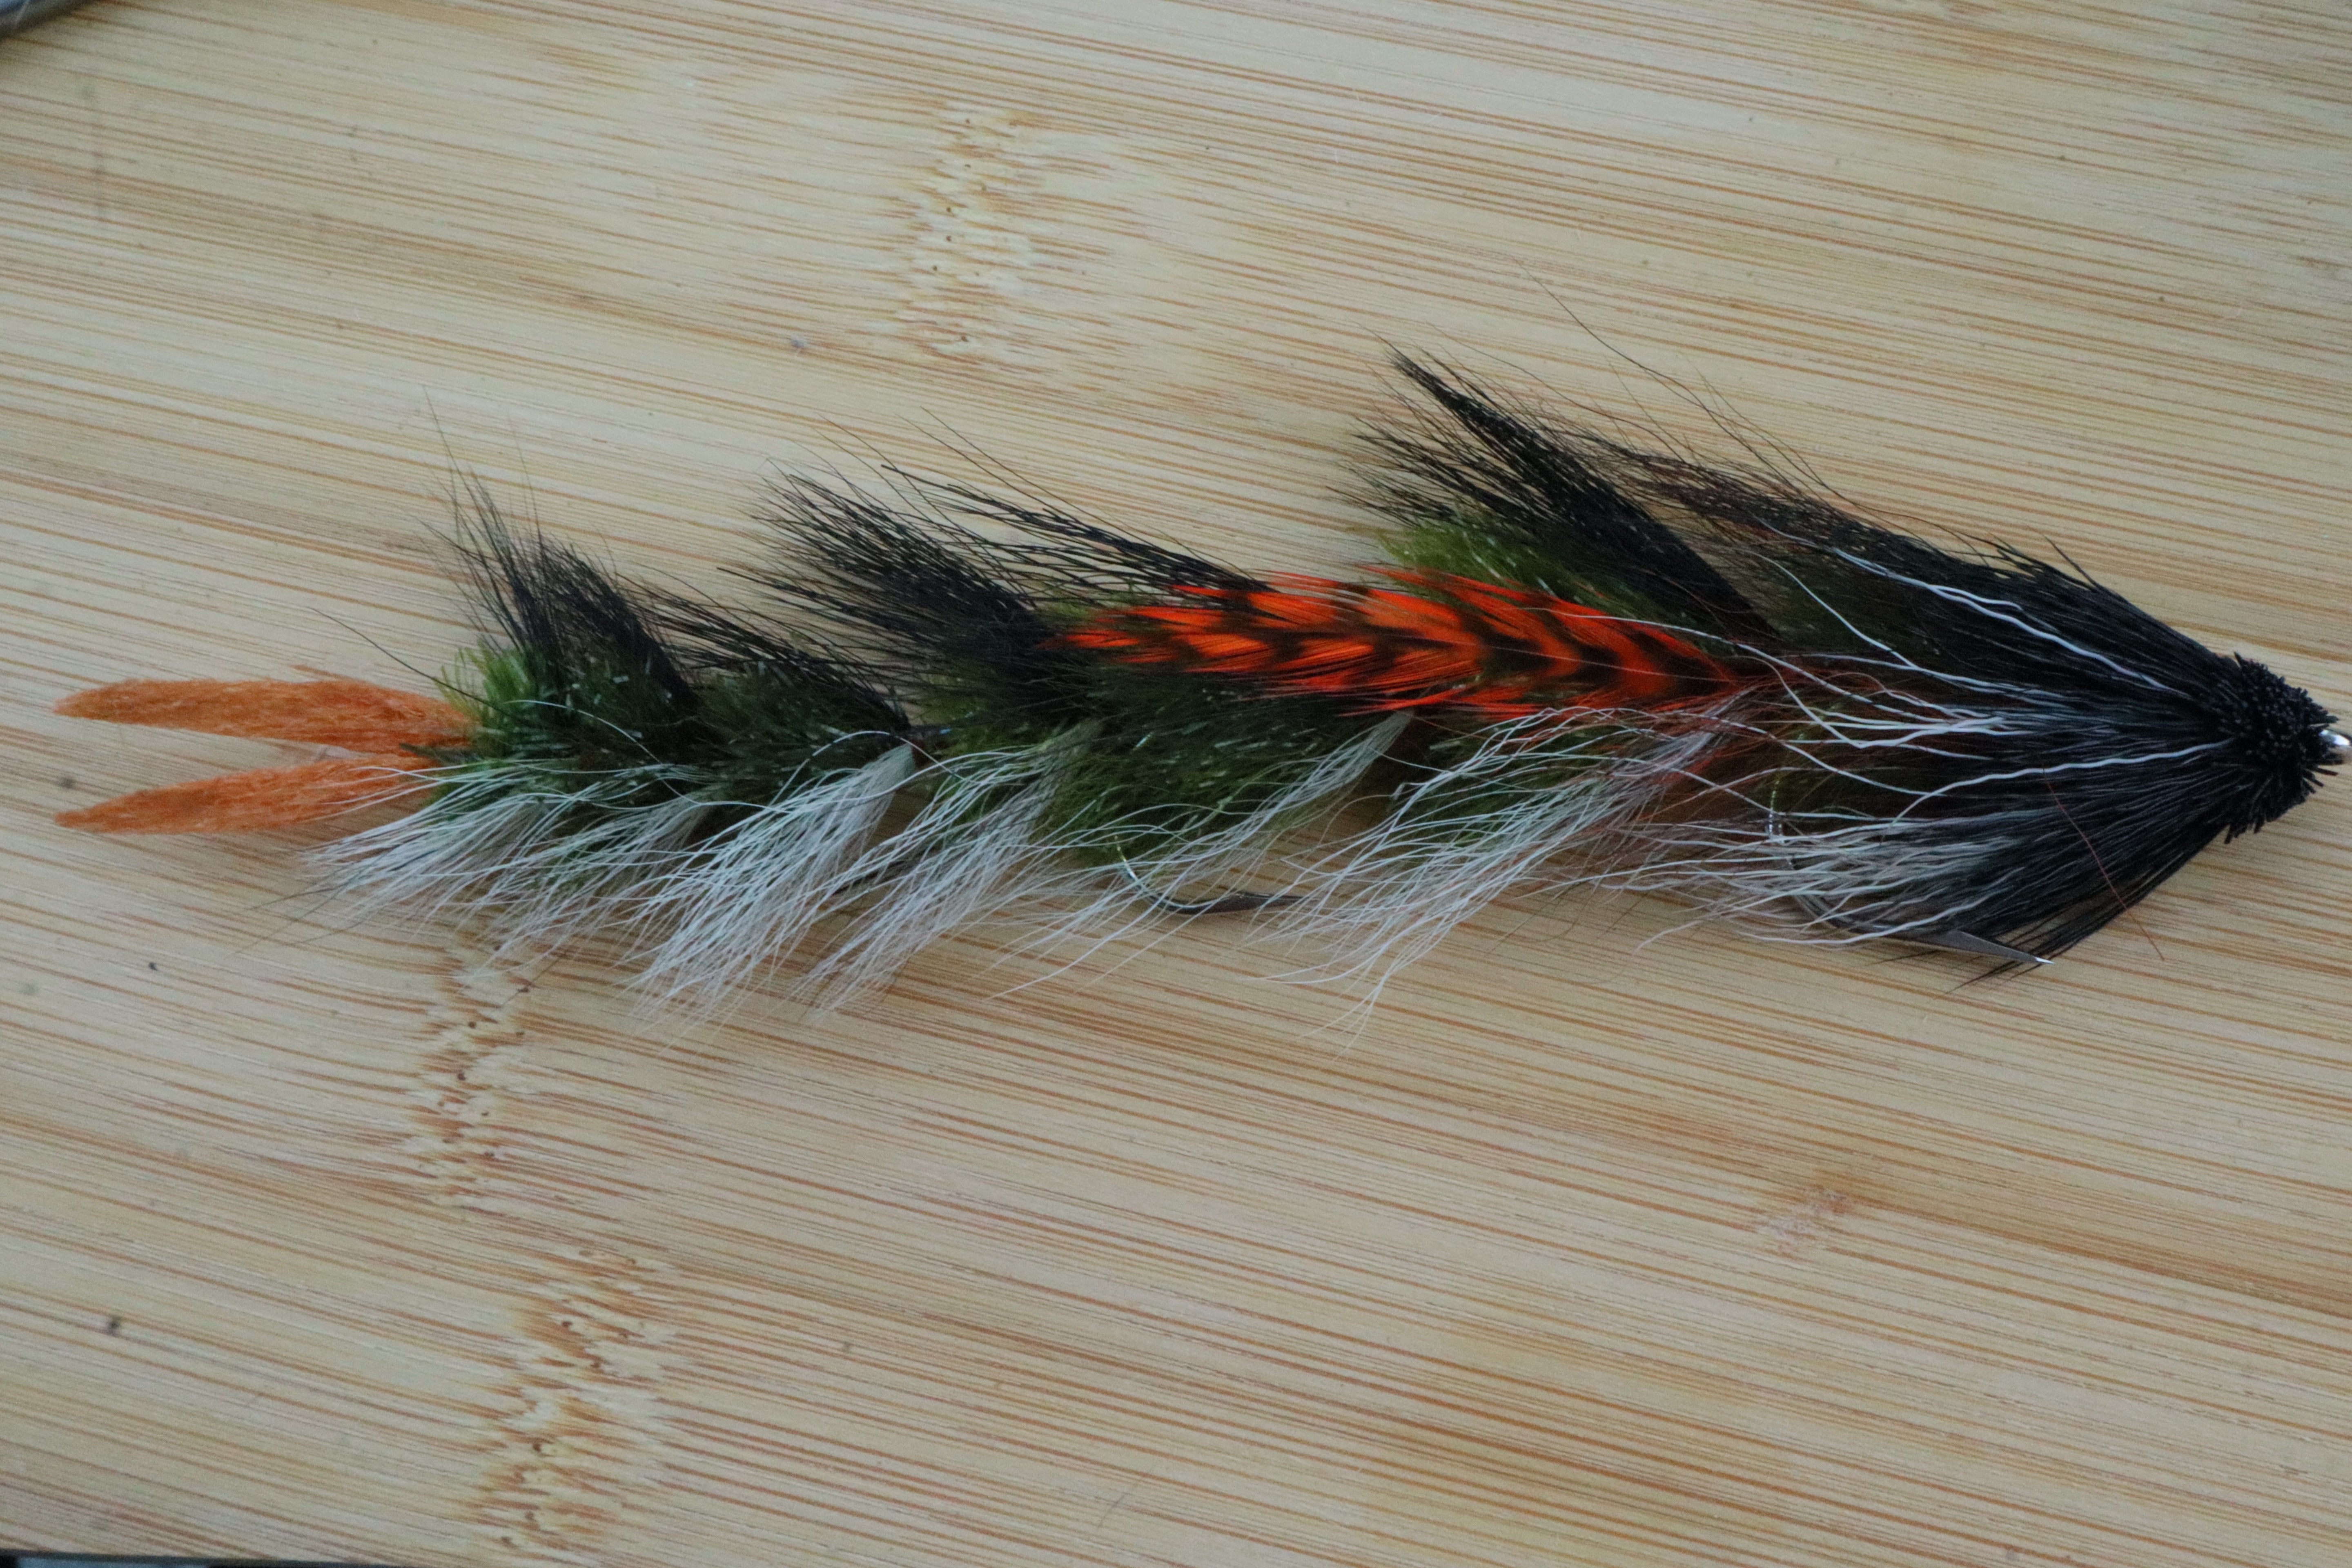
<box><xmin>1363</xmin><ymin>355</ymin><xmax>2336</xmax><ymax>960</ymax></box>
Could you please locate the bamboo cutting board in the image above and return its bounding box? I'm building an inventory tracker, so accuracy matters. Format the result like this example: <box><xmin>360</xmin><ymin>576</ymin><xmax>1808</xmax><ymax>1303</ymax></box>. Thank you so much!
<box><xmin>4</xmin><ymin>2</ymin><xmax>2350</xmax><ymax>1564</ymax></box>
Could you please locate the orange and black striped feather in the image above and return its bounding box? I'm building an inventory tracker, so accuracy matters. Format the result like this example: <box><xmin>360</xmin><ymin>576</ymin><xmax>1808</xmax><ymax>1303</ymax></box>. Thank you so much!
<box><xmin>1056</xmin><ymin>569</ymin><xmax>1747</xmax><ymax>715</ymax></box>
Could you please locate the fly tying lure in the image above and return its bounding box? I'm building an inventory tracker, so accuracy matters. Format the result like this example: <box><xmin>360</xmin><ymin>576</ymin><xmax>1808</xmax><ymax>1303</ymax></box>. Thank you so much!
<box><xmin>56</xmin><ymin>358</ymin><xmax>2343</xmax><ymax>998</ymax></box>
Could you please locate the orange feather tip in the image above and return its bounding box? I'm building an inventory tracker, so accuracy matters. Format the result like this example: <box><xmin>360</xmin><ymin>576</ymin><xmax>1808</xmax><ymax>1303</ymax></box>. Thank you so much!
<box><xmin>55</xmin><ymin>755</ymin><xmax>437</xmax><ymax>835</ymax></box>
<box><xmin>55</xmin><ymin>678</ymin><xmax>468</xmax><ymax>751</ymax></box>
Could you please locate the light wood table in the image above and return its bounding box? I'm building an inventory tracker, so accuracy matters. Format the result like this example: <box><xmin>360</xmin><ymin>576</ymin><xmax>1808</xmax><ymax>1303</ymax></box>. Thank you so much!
<box><xmin>5</xmin><ymin>3</ymin><xmax>2349</xmax><ymax>1564</ymax></box>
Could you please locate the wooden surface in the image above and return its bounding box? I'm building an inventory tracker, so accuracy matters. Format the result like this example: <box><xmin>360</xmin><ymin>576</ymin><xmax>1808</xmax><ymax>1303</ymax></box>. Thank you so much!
<box><xmin>4</xmin><ymin>2</ymin><xmax>2350</xmax><ymax>1564</ymax></box>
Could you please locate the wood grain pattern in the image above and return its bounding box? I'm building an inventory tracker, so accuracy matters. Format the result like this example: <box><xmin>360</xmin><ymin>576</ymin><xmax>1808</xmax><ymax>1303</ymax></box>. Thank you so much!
<box><xmin>3</xmin><ymin>2</ymin><xmax>2349</xmax><ymax>1564</ymax></box>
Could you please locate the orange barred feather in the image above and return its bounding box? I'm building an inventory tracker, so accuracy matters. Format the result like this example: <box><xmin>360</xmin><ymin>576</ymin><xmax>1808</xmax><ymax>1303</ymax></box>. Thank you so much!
<box><xmin>1057</xmin><ymin>569</ymin><xmax>1747</xmax><ymax>716</ymax></box>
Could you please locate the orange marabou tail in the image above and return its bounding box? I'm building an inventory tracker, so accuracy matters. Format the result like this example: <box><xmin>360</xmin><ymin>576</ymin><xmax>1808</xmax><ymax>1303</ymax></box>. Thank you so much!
<box><xmin>56</xmin><ymin>678</ymin><xmax>468</xmax><ymax>750</ymax></box>
<box><xmin>54</xmin><ymin>677</ymin><xmax>467</xmax><ymax>835</ymax></box>
<box><xmin>1055</xmin><ymin>569</ymin><xmax>1747</xmax><ymax>716</ymax></box>
<box><xmin>56</xmin><ymin>755</ymin><xmax>441</xmax><ymax>834</ymax></box>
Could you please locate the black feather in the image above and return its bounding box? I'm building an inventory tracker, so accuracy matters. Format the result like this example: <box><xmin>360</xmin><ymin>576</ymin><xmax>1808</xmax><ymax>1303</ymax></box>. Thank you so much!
<box><xmin>1364</xmin><ymin>363</ymin><xmax>2337</xmax><ymax>960</ymax></box>
<box><xmin>1370</xmin><ymin>357</ymin><xmax>1779</xmax><ymax>643</ymax></box>
<box><xmin>448</xmin><ymin>492</ymin><xmax>909</xmax><ymax>792</ymax></box>
<box><xmin>746</xmin><ymin>472</ymin><xmax>1252</xmax><ymax>731</ymax></box>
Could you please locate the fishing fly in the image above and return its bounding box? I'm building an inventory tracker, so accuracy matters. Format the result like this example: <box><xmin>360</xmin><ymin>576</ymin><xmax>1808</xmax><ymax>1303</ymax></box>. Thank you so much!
<box><xmin>56</xmin><ymin>358</ymin><xmax>2343</xmax><ymax>999</ymax></box>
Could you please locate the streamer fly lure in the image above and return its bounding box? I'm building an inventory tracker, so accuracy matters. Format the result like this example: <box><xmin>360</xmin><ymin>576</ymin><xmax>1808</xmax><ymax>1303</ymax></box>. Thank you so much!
<box><xmin>55</xmin><ymin>359</ymin><xmax>2343</xmax><ymax>999</ymax></box>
